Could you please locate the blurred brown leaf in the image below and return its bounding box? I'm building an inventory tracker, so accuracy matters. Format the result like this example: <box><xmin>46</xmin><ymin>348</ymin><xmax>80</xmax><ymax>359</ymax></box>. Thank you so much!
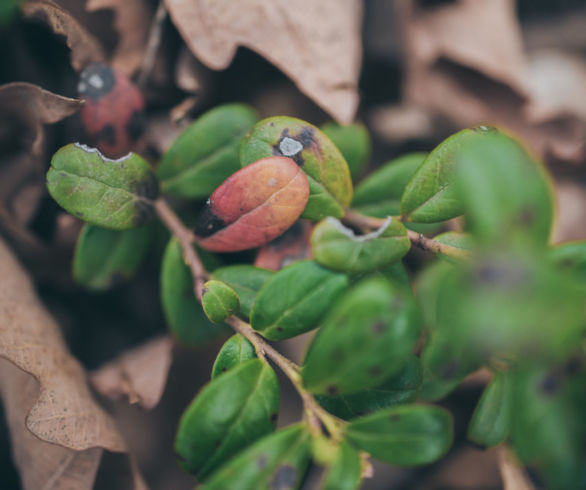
<box><xmin>164</xmin><ymin>0</ymin><xmax>362</xmax><ymax>123</ymax></box>
<box><xmin>21</xmin><ymin>0</ymin><xmax>106</xmax><ymax>71</ymax></box>
<box><xmin>498</xmin><ymin>446</ymin><xmax>538</xmax><ymax>490</ymax></box>
<box><xmin>86</xmin><ymin>0</ymin><xmax>152</xmax><ymax>76</ymax></box>
<box><xmin>0</xmin><ymin>238</ymin><xmax>148</xmax><ymax>489</ymax></box>
<box><xmin>91</xmin><ymin>336</ymin><xmax>173</xmax><ymax>410</ymax></box>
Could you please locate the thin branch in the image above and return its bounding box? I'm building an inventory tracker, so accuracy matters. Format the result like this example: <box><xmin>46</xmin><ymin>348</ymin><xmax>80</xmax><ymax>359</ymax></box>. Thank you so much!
<box><xmin>343</xmin><ymin>209</ymin><xmax>471</xmax><ymax>260</ymax></box>
<box><xmin>137</xmin><ymin>1</ymin><xmax>167</xmax><ymax>89</ymax></box>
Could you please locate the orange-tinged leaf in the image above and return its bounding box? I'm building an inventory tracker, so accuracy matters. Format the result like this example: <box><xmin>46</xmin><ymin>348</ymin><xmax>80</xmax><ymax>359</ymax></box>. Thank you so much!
<box><xmin>194</xmin><ymin>157</ymin><xmax>309</xmax><ymax>252</ymax></box>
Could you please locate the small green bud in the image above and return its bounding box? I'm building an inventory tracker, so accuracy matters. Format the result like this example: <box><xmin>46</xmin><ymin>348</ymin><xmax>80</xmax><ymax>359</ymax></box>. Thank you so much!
<box><xmin>202</xmin><ymin>280</ymin><xmax>240</xmax><ymax>323</ymax></box>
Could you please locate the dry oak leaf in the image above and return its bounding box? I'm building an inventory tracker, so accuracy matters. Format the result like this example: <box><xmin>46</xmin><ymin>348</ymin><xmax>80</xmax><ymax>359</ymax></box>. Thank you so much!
<box><xmin>86</xmin><ymin>0</ymin><xmax>152</xmax><ymax>76</ymax></box>
<box><xmin>91</xmin><ymin>335</ymin><xmax>173</xmax><ymax>410</ymax></box>
<box><xmin>21</xmin><ymin>0</ymin><xmax>106</xmax><ymax>71</ymax></box>
<box><xmin>164</xmin><ymin>0</ymin><xmax>362</xmax><ymax>124</ymax></box>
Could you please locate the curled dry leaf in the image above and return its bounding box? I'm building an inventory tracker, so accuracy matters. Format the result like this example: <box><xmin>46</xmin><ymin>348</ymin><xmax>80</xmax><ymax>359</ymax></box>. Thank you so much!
<box><xmin>21</xmin><ymin>0</ymin><xmax>105</xmax><ymax>71</ymax></box>
<box><xmin>164</xmin><ymin>0</ymin><xmax>363</xmax><ymax>123</ymax></box>
<box><xmin>91</xmin><ymin>336</ymin><xmax>173</xmax><ymax>410</ymax></box>
<box><xmin>86</xmin><ymin>0</ymin><xmax>152</xmax><ymax>76</ymax></box>
<box><xmin>0</xmin><ymin>238</ymin><xmax>147</xmax><ymax>490</ymax></box>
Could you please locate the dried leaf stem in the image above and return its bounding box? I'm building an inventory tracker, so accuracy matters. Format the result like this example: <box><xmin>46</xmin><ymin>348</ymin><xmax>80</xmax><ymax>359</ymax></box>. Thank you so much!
<box><xmin>137</xmin><ymin>1</ymin><xmax>167</xmax><ymax>88</ymax></box>
<box><xmin>154</xmin><ymin>198</ymin><xmax>344</xmax><ymax>439</ymax></box>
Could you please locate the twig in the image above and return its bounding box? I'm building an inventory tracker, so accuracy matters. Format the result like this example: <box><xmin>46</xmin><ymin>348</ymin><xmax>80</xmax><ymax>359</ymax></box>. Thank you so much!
<box><xmin>343</xmin><ymin>209</ymin><xmax>471</xmax><ymax>260</ymax></box>
<box><xmin>155</xmin><ymin>198</ymin><xmax>344</xmax><ymax>439</ymax></box>
<box><xmin>137</xmin><ymin>1</ymin><xmax>167</xmax><ymax>89</ymax></box>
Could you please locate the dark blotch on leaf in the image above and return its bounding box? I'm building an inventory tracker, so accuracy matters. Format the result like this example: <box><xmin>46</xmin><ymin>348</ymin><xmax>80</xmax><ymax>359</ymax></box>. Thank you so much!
<box><xmin>108</xmin><ymin>271</ymin><xmax>125</xmax><ymax>287</ymax></box>
<box><xmin>136</xmin><ymin>172</ymin><xmax>159</xmax><ymax>200</ymax></box>
<box><xmin>193</xmin><ymin>205</ymin><xmax>227</xmax><ymax>238</ymax></box>
<box><xmin>369</xmin><ymin>366</ymin><xmax>382</xmax><ymax>377</ymax></box>
<box><xmin>390</xmin><ymin>414</ymin><xmax>401</xmax><ymax>422</ymax></box>
<box><xmin>441</xmin><ymin>361</ymin><xmax>459</xmax><ymax>379</ymax></box>
<box><xmin>371</xmin><ymin>321</ymin><xmax>385</xmax><ymax>335</ymax></box>
<box><xmin>271</xmin><ymin>465</ymin><xmax>298</xmax><ymax>490</ymax></box>
<box><xmin>326</xmin><ymin>385</ymin><xmax>338</xmax><ymax>395</ymax></box>
<box><xmin>257</xmin><ymin>454</ymin><xmax>268</xmax><ymax>469</ymax></box>
<box><xmin>78</xmin><ymin>63</ymin><xmax>115</xmax><ymax>100</ymax></box>
<box><xmin>540</xmin><ymin>373</ymin><xmax>559</xmax><ymax>395</ymax></box>
<box><xmin>95</xmin><ymin>124</ymin><xmax>116</xmax><ymax>145</ymax></box>
<box><xmin>270</xmin><ymin>413</ymin><xmax>278</xmax><ymax>424</ymax></box>
<box><xmin>518</xmin><ymin>207</ymin><xmax>535</xmax><ymax>226</ymax></box>
<box><xmin>126</xmin><ymin>110</ymin><xmax>146</xmax><ymax>141</ymax></box>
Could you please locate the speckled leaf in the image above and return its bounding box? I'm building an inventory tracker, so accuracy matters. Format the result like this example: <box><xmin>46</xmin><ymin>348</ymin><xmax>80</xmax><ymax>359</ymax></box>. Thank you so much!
<box><xmin>194</xmin><ymin>156</ymin><xmax>309</xmax><ymax>252</ymax></box>
<box><xmin>311</xmin><ymin>217</ymin><xmax>410</xmax><ymax>273</ymax></box>
<box><xmin>468</xmin><ymin>371</ymin><xmax>511</xmax><ymax>448</ymax></box>
<box><xmin>345</xmin><ymin>405</ymin><xmax>453</xmax><ymax>466</ymax></box>
<box><xmin>202</xmin><ymin>280</ymin><xmax>240</xmax><ymax>323</ymax></box>
<box><xmin>548</xmin><ymin>241</ymin><xmax>586</xmax><ymax>279</ymax></box>
<box><xmin>211</xmin><ymin>265</ymin><xmax>274</xmax><ymax>318</ymax></box>
<box><xmin>240</xmin><ymin>117</ymin><xmax>352</xmax><ymax>220</ymax></box>
<box><xmin>455</xmin><ymin>132</ymin><xmax>554</xmax><ymax>248</ymax></box>
<box><xmin>400</xmin><ymin>127</ymin><xmax>497</xmax><ymax>223</ymax></box>
<box><xmin>320</xmin><ymin>441</ymin><xmax>362</xmax><ymax>490</ymax></box>
<box><xmin>321</xmin><ymin>121</ymin><xmax>370</xmax><ymax>181</ymax></box>
<box><xmin>157</xmin><ymin>104</ymin><xmax>258</xmax><ymax>198</ymax></box>
<box><xmin>250</xmin><ymin>260</ymin><xmax>349</xmax><ymax>340</ymax></box>
<box><xmin>316</xmin><ymin>355</ymin><xmax>422</xmax><ymax>420</ymax></box>
<box><xmin>433</xmin><ymin>232</ymin><xmax>475</xmax><ymax>263</ymax></box>
<box><xmin>202</xmin><ymin>424</ymin><xmax>311</xmax><ymax>490</ymax></box>
<box><xmin>176</xmin><ymin>359</ymin><xmax>280</xmax><ymax>481</ymax></box>
<box><xmin>47</xmin><ymin>143</ymin><xmax>158</xmax><ymax>230</ymax></box>
<box><xmin>211</xmin><ymin>334</ymin><xmax>256</xmax><ymax>379</ymax></box>
<box><xmin>161</xmin><ymin>238</ymin><xmax>224</xmax><ymax>346</ymax></box>
<box><xmin>302</xmin><ymin>277</ymin><xmax>421</xmax><ymax>396</ymax></box>
<box><xmin>73</xmin><ymin>223</ymin><xmax>152</xmax><ymax>291</ymax></box>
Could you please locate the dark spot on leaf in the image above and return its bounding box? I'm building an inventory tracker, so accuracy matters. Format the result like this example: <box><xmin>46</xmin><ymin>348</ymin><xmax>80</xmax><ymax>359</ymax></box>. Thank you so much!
<box><xmin>136</xmin><ymin>172</ymin><xmax>159</xmax><ymax>200</ymax></box>
<box><xmin>257</xmin><ymin>454</ymin><xmax>268</xmax><ymax>469</ymax></box>
<box><xmin>59</xmin><ymin>172</ymin><xmax>66</xmax><ymax>177</ymax></box>
<box><xmin>330</xmin><ymin>348</ymin><xmax>344</xmax><ymax>361</ymax></box>
<box><xmin>78</xmin><ymin>63</ymin><xmax>115</xmax><ymax>100</ymax></box>
<box><xmin>108</xmin><ymin>271</ymin><xmax>125</xmax><ymax>287</ymax></box>
<box><xmin>75</xmin><ymin>211</ymin><xmax>84</xmax><ymax>217</ymax></box>
<box><xmin>193</xmin><ymin>205</ymin><xmax>227</xmax><ymax>238</ymax></box>
<box><xmin>326</xmin><ymin>385</ymin><xmax>338</xmax><ymax>395</ymax></box>
<box><xmin>468</xmin><ymin>440</ymin><xmax>487</xmax><ymax>451</ymax></box>
<box><xmin>371</xmin><ymin>321</ymin><xmax>385</xmax><ymax>335</ymax></box>
<box><xmin>276</xmin><ymin>327</ymin><xmax>283</xmax><ymax>332</ymax></box>
<box><xmin>392</xmin><ymin>296</ymin><xmax>404</xmax><ymax>310</ymax></box>
<box><xmin>518</xmin><ymin>207</ymin><xmax>535</xmax><ymax>226</ymax></box>
<box><xmin>560</xmin><ymin>258</ymin><xmax>574</xmax><ymax>268</ymax></box>
<box><xmin>565</xmin><ymin>356</ymin><xmax>582</xmax><ymax>376</ymax></box>
<box><xmin>95</xmin><ymin>124</ymin><xmax>116</xmax><ymax>145</ymax></box>
<box><xmin>297</xmin><ymin>127</ymin><xmax>315</xmax><ymax>148</ymax></box>
<box><xmin>270</xmin><ymin>413</ymin><xmax>278</xmax><ymax>424</ymax></box>
<box><xmin>474</xmin><ymin>262</ymin><xmax>530</xmax><ymax>289</ymax></box>
<box><xmin>271</xmin><ymin>465</ymin><xmax>298</xmax><ymax>490</ymax></box>
<box><xmin>440</xmin><ymin>361</ymin><xmax>459</xmax><ymax>379</ymax></box>
<box><xmin>540</xmin><ymin>373</ymin><xmax>559</xmax><ymax>395</ymax></box>
<box><xmin>214</xmin><ymin>439</ymin><xmax>222</xmax><ymax>448</ymax></box>
<box><xmin>202</xmin><ymin>287</ymin><xmax>209</xmax><ymax>295</ymax></box>
<box><xmin>126</xmin><ymin>110</ymin><xmax>146</xmax><ymax>141</ymax></box>
<box><xmin>133</xmin><ymin>199</ymin><xmax>155</xmax><ymax>226</ymax></box>
<box><xmin>369</xmin><ymin>366</ymin><xmax>382</xmax><ymax>377</ymax></box>
<box><xmin>222</xmin><ymin>367</ymin><xmax>227</xmax><ymax>372</ymax></box>
<box><xmin>390</xmin><ymin>414</ymin><xmax>401</xmax><ymax>422</ymax></box>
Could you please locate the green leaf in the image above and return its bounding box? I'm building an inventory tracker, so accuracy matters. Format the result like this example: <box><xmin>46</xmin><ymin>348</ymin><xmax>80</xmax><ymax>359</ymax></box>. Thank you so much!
<box><xmin>320</xmin><ymin>441</ymin><xmax>362</xmax><ymax>490</ymax></box>
<box><xmin>455</xmin><ymin>132</ymin><xmax>554</xmax><ymax>248</ymax></box>
<box><xmin>211</xmin><ymin>265</ymin><xmax>274</xmax><ymax>318</ymax></box>
<box><xmin>345</xmin><ymin>405</ymin><xmax>453</xmax><ymax>466</ymax></box>
<box><xmin>321</xmin><ymin>121</ymin><xmax>370</xmax><ymax>181</ymax></box>
<box><xmin>548</xmin><ymin>241</ymin><xmax>586</xmax><ymax>280</ymax></box>
<box><xmin>161</xmin><ymin>238</ymin><xmax>225</xmax><ymax>345</ymax></box>
<box><xmin>157</xmin><ymin>104</ymin><xmax>258</xmax><ymax>198</ymax></box>
<box><xmin>316</xmin><ymin>355</ymin><xmax>422</xmax><ymax>420</ymax></box>
<box><xmin>240</xmin><ymin>116</ymin><xmax>353</xmax><ymax>220</ymax></box>
<box><xmin>250</xmin><ymin>260</ymin><xmax>349</xmax><ymax>341</ymax></box>
<box><xmin>311</xmin><ymin>217</ymin><xmax>410</xmax><ymax>273</ymax></box>
<box><xmin>202</xmin><ymin>424</ymin><xmax>311</xmax><ymax>490</ymax></box>
<box><xmin>467</xmin><ymin>371</ymin><xmax>512</xmax><ymax>448</ymax></box>
<box><xmin>302</xmin><ymin>277</ymin><xmax>421</xmax><ymax>395</ymax></box>
<box><xmin>73</xmin><ymin>223</ymin><xmax>152</xmax><ymax>291</ymax></box>
<box><xmin>211</xmin><ymin>334</ymin><xmax>256</xmax><ymax>379</ymax></box>
<box><xmin>400</xmin><ymin>127</ymin><xmax>497</xmax><ymax>223</ymax></box>
<box><xmin>353</xmin><ymin>152</ymin><xmax>426</xmax><ymax>211</ymax></box>
<box><xmin>176</xmin><ymin>359</ymin><xmax>280</xmax><ymax>481</ymax></box>
<box><xmin>433</xmin><ymin>232</ymin><xmax>475</xmax><ymax>263</ymax></box>
<box><xmin>202</xmin><ymin>280</ymin><xmax>240</xmax><ymax>323</ymax></box>
<box><xmin>47</xmin><ymin>143</ymin><xmax>158</xmax><ymax>230</ymax></box>
<box><xmin>415</xmin><ymin>260</ymin><xmax>453</xmax><ymax>330</ymax></box>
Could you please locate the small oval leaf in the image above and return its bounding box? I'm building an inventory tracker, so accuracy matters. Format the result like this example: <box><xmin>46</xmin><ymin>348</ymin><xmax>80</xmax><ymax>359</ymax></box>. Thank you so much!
<box><xmin>311</xmin><ymin>217</ymin><xmax>410</xmax><ymax>273</ymax></box>
<box><xmin>320</xmin><ymin>441</ymin><xmax>362</xmax><ymax>490</ymax></box>
<box><xmin>202</xmin><ymin>424</ymin><xmax>311</xmax><ymax>490</ymax></box>
<box><xmin>47</xmin><ymin>143</ymin><xmax>158</xmax><ymax>229</ymax></box>
<box><xmin>202</xmin><ymin>280</ymin><xmax>240</xmax><ymax>323</ymax></box>
<box><xmin>250</xmin><ymin>260</ymin><xmax>349</xmax><ymax>341</ymax></box>
<box><xmin>211</xmin><ymin>334</ymin><xmax>256</xmax><ymax>379</ymax></box>
<box><xmin>73</xmin><ymin>223</ymin><xmax>152</xmax><ymax>290</ymax></box>
<box><xmin>321</xmin><ymin>121</ymin><xmax>371</xmax><ymax>181</ymax></box>
<box><xmin>194</xmin><ymin>156</ymin><xmax>309</xmax><ymax>252</ymax></box>
<box><xmin>345</xmin><ymin>405</ymin><xmax>453</xmax><ymax>466</ymax></box>
<box><xmin>211</xmin><ymin>265</ymin><xmax>274</xmax><ymax>318</ymax></box>
<box><xmin>157</xmin><ymin>104</ymin><xmax>258</xmax><ymax>198</ymax></box>
<box><xmin>302</xmin><ymin>277</ymin><xmax>421</xmax><ymax>395</ymax></box>
<box><xmin>176</xmin><ymin>359</ymin><xmax>280</xmax><ymax>481</ymax></box>
<box><xmin>240</xmin><ymin>116</ymin><xmax>353</xmax><ymax>220</ymax></box>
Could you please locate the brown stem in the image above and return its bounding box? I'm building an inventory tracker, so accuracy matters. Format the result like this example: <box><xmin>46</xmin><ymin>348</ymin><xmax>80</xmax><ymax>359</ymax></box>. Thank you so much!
<box><xmin>137</xmin><ymin>1</ymin><xmax>167</xmax><ymax>89</ymax></box>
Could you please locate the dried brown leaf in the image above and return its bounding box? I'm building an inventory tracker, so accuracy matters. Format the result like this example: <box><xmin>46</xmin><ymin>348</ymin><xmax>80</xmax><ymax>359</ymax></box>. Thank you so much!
<box><xmin>164</xmin><ymin>0</ymin><xmax>362</xmax><ymax>123</ymax></box>
<box><xmin>87</xmin><ymin>0</ymin><xmax>152</xmax><ymax>76</ymax></box>
<box><xmin>91</xmin><ymin>336</ymin><xmax>173</xmax><ymax>410</ymax></box>
<box><xmin>21</xmin><ymin>0</ymin><xmax>105</xmax><ymax>71</ymax></box>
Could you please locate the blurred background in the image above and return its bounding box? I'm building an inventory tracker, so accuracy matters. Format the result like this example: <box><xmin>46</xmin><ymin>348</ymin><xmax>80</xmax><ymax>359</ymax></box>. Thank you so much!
<box><xmin>0</xmin><ymin>0</ymin><xmax>585</xmax><ymax>488</ymax></box>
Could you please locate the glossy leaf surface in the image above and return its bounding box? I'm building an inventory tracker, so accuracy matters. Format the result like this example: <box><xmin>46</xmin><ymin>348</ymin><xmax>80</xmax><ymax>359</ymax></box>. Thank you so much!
<box><xmin>202</xmin><ymin>424</ymin><xmax>311</xmax><ymax>490</ymax></box>
<box><xmin>194</xmin><ymin>156</ymin><xmax>309</xmax><ymax>252</ymax></box>
<box><xmin>211</xmin><ymin>334</ymin><xmax>256</xmax><ymax>379</ymax></box>
<box><xmin>311</xmin><ymin>217</ymin><xmax>410</xmax><ymax>273</ymax></box>
<box><xmin>316</xmin><ymin>355</ymin><xmax>422</xmax><ymax>420</ymax></box>
<box><xmin>73</xmin><ymin>223</ymin><xmax>152</xmax><ymax>290</ymax></box>
<box><xmin>320</xmin><ymin>441</ymin><xmax>362</xmax><ymax>490</ymax></box>
<box><xmin>157</xmin><ymin>104</ymin><xmax>258</xmax><ymax>198</ymax></box>
<box><xmin>548</xmin><ymin>241</ymin><xmax>586</xmax><ymax>280</ymax></box>
<box><xmin>321</xmin><ymin>121</ymin><xmax>370</xmax><ymax>181</ymax></box>
<box><xmin>240</xmin><ymin>116</ymin><xmax>352</xmax><ymax>219</ymax></box>
<box><xmin>202</xmin><ymin>280</ymin><xmax>240</xmax><ymax>323</ymax></box>
<box><xmin>176</xmin><ymin>359</ymin><xmax>279</xmax><ymax>481</ymax></box>
<box><xmin>47</xmin><ymin>143</ymin><xmax>158</xmax><ymax>229</ymax></box>
<box><xmin>211</xmin><ymin>265</ymin><xmax>274</xmax><ymax>318</ymax></box>
<box><xmin>302</xmin><ymin>277</ymin><xmax>421</xmax><ymax>395</ymax></box>
<box><xmin>250</xmin><ymin>260</ymin><xmax>349</xmax><ymax>340</ymax></box>
<box><xmin>345</xmin><ymin>405</ymin><xmax>453</xmax><ymax>466</ymax></box>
